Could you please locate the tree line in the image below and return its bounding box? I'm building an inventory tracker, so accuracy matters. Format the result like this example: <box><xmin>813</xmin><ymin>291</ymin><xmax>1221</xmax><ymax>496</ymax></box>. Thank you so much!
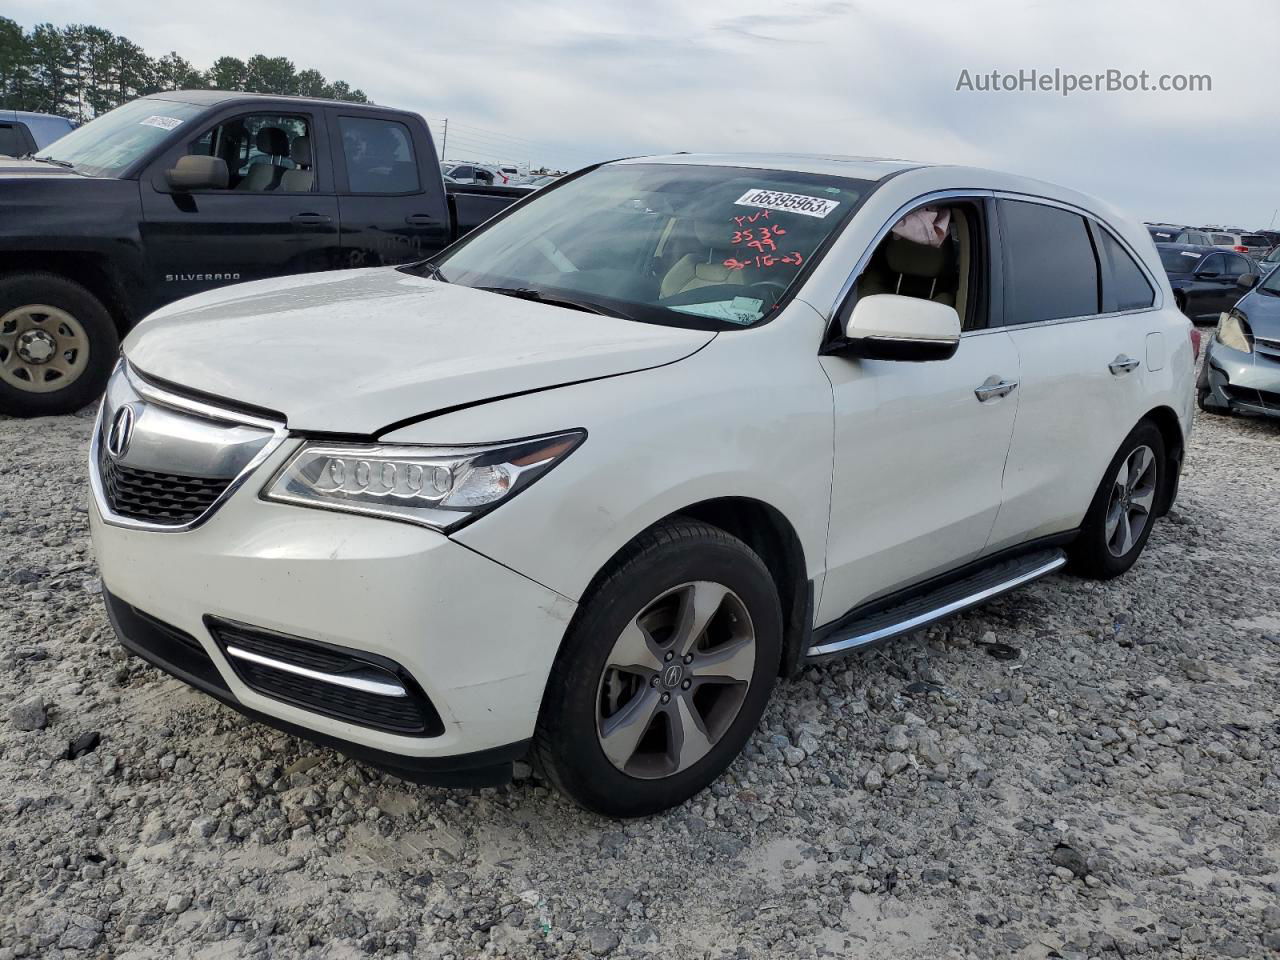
<box><xmin>0</xmin><ymin>19</ymin><xmax>370</xmax><ymax>122</ymax></box>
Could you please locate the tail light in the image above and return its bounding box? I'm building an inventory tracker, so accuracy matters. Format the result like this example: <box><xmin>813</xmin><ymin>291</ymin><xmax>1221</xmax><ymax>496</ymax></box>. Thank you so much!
<box><xmin>1189</xmin><ymin>325</ymin><xmax>1201</xmax><ymax>359</ymax></box>
<box><xmin>1233</xmin><ymin>245</ymin><xmax>1248</xmax><ymax>253</ymax></box>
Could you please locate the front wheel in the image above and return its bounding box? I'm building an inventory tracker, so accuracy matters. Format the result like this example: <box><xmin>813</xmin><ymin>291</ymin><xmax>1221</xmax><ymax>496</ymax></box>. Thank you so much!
<box><xmin>0</xmin><ymin>273</ymin><xmax>119</xmax><ymax>417</ymax></box>
<box><xmin>1069</xmin><ymin>422</ymin><xmax>1165</xmax><ymax>579</ymax></box>
<box><xmin>534</xmin><ymin>519</ymin><xmax>782</xmax><ymax>817</ymax></box>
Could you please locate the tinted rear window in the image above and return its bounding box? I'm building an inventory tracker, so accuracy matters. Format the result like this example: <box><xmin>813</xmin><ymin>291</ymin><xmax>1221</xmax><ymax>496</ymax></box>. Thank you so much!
<box><xmin>1243</xmin><ymin>235</ymin><xmax>1269</xmax><ymax>247</ymax></box>
<box><xmin>0</xmin><ymin>122</ymin><xmax>30</xmax><ymax>156</ymax></box>
<box><xmin>1159</xmin><ymin>247</ymin><xmax>1203</xmax><ymax>273</ymax></box>
<box><xmin>1001</xmin><ymin>200</ymin><xmax>1100</xmax><ymax>324</ymax></box>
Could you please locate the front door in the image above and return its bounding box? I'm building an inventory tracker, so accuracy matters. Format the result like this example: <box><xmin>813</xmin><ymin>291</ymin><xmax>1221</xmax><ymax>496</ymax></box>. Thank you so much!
<box><xmin>139</xmin><ymin>110</ymin><xmax>340</xmax><ymax>310</ymax></box>
<box><xmin>817</xmin><ymin>196</ymin><xmax>1019</xmax><ymax>625</ymax></box>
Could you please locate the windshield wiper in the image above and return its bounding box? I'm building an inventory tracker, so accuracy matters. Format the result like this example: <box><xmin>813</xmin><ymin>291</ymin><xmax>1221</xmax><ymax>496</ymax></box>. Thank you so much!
<box><xmin>414</xmin><ymin>260</ymin><xmax>448</xmax><ymax>282</ymax></box>
<box><xmin>477</xmin><ymin>286</ymin><xmax>631</xmax><ymax>319</ymax></box>
<box><xmin>25</xmin><ymin>155</ymin><xmax>74</xmax><ymax>169</ymax></box>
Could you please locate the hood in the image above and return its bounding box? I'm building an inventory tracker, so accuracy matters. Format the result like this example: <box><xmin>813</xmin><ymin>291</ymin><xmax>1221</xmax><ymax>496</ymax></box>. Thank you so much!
<box><xmin>0</xmin><ymin>157</ymin><xmax>81</xmax><ymax>178</ymax></box>
<box><xmin>124</xmin><ymin>269</ymin><xmax>715</xmax><ymax>434</ymax></box>
<box><xmin>1239</xmin><ymin>288</ymin><xmax>1280</xmax><ymax>338</ymax></box>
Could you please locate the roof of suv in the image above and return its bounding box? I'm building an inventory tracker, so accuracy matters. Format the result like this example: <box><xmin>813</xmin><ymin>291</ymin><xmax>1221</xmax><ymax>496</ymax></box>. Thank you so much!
<box><xmin>625</xmin><ymin>153</ymin><xmax>921</xmax><ymax>181</ymax></box>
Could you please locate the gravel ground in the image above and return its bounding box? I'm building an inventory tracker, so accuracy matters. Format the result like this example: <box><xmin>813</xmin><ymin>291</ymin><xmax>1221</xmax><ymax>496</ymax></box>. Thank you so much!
<box><xmin>2</xmin><ymin>373</ymin><xmax>1279</xmax><ymax>960</ymax></box>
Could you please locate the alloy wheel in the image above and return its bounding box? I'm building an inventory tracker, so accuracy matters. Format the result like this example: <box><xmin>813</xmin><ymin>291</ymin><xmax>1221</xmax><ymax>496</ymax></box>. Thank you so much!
<box><xmin>1104</xmin><ymin>444</ymin><xmax>1158</xmax><ymax>557</ymax></box>
<box><xmin>0</xmin><ymin>304</ymin><xmax>90</xmax><ymax>393</ymax></box>
<box><xmin>596</xmin><ymin>580</ymin><xmax>756</xmax><ymax>779</ymax></box>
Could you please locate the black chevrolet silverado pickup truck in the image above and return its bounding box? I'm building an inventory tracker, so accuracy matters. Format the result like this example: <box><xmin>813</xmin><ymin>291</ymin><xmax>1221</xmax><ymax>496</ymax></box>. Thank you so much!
<box><xmin>0</xmin><ymin>90</ymin><xmax>526</xmax><ymax>415</ymax></box>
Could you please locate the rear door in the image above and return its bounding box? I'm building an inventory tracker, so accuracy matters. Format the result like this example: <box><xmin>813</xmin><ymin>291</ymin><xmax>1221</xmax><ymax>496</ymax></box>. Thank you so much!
<box><xmin>139</xmin><ymin>108</ymin><xmax>340</xmax><ymax>306</ymax></box>
<box><xmin>330</xmin><ymin>111</ymin><xmax>450</xmax><ymax>268</ymax></box>
<box><xmin>986</xmin><ymin>198</ymin><xmax>1160</xmax><ymax>550</ymax></box>
<box><xmin>1193</xmin><ymin>253</ymin><xmax>1244</xmax><ymax>315</ymax></box>
<box><xmin>0</xmin><ymin>120</ymin><xmax>36</xmax><ymax>157</ymax></box>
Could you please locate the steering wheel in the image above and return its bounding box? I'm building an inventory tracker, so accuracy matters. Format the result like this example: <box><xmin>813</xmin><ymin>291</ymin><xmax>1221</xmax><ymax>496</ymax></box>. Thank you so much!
<box><xmin>748</xmin><ymin>279</ymin><xmax>789</xmax><ymax>299</ymax></box>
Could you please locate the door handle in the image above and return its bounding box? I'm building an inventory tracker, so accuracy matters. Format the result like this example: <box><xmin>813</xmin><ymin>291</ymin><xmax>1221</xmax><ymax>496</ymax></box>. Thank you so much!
<box><xmin>404</xmin><ymin>214</ymin><xmax>436</xmax><ymax>225</ymax></box>
<box><xmin>974</xmin><ymin>376</ymin><xmax>1018</xmax><ymax>402</ymax></box>
<box><xmin>290</xmin><ymin>213</ymin><xmax>332</xmax><ymax>226</ymax></box>
<box><xmin>1108</xmin><ymin>355</ymin><xmax>1141</xmax><ymax>376</ymax></box>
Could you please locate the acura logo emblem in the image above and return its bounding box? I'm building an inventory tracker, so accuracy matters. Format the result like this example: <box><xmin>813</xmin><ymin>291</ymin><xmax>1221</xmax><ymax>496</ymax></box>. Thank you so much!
<box><xmin>106</xmin><ymin>405</ymin><xmax>136</xmax><ymax>459</ymax></box>
<box><xmin>662</xmin><ymin>663</ymin><xmax>684</xmax><ymax>688</ymax></box>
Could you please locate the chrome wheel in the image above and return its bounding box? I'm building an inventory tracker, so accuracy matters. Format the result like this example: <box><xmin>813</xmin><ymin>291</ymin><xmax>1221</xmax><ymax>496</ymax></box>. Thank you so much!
<box><xmin>1104</xmin><ymin>444</ymin><xmax>1157</xmax><ymax>557</ymax></box>
<box><xmin>0</xmin><ymin>304</ymin><xmax>90</xmax><ymax>393</ymax></box>
<box><xmin>596</xmin><ymin>580</ymin><xmax>756</xmax><ymax>779</ymax></box>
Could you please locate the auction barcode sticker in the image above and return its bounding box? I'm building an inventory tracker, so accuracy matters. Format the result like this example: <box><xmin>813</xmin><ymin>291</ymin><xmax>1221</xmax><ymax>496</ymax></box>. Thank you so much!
<box><xmin>139</xmin><ymin>115</ymin><xmax>184</xmax><ymax>131</ymax></box>
<box><xmin>734</xmin><ymin>188</ymin><xmax>841</xmax><ymax>219</ymax></box>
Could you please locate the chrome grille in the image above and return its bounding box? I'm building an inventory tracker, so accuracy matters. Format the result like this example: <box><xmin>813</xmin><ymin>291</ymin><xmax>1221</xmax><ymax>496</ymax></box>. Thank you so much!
<box><xmin>90</xmin><ymin>361</ymin><xmax>285</xmax><ymax>531</ymax></box>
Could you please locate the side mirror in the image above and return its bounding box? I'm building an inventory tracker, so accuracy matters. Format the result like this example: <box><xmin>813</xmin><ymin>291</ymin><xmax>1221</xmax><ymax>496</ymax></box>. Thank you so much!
<box><xmin>840</xmin><ymin>294</ymin><xmax>961</xmax><ymax>362</ymax></box>
<box><xmin>1237</xmin><ymin>273</ymin><xmax>1259</xmax><ymax>289</ymax></box>
<box><xmin>165</xmin><ymin>155</ymin><xmax>228</xmax><ymax>191</ymax></box>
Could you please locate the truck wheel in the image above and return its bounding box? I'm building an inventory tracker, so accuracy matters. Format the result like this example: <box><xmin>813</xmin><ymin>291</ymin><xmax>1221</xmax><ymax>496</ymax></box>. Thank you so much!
<box><xmin>0</xmin><ymin>273</ymin><xmax>118</xmax><ymax>417</ymax></box>
<box><xmin>534</xmin><ymin>519</ymin><xmax>782</xmax><ymax>817</ymax></box>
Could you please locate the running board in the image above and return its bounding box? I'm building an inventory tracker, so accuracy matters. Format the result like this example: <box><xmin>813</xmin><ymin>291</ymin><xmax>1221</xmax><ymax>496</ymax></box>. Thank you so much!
<box><xmin>806</xmin><ymin>548</ymin><xmax>1067</xmax><ymax>660</ymax></box>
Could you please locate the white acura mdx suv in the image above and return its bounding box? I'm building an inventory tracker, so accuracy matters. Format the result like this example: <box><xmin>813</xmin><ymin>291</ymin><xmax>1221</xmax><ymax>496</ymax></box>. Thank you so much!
<box><xmin>90</xmin><ymin>155</ymin><xmax>1195</xmax><ymax>816</ymax></box>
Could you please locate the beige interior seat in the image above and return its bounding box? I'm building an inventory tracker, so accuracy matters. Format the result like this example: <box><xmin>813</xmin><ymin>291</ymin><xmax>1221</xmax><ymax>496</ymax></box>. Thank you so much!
<box><xmin>279</xmin><ymin>135</ymin><xmax>314</xmax><ymax>192</ymax></box>
<box><xmin>236</xmin><ymin>127</ymin><xmax>289</xmax><ymax>191</ymax></box>
<box><xmin>660</xmin><ymin>218</ymin><xmax>749</xmax><ymax>299</ymax></box>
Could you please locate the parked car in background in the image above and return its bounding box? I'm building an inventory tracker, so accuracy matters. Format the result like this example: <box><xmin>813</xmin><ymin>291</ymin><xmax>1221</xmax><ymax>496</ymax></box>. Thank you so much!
<box><xmin>0</xmin><ymin>109</ymin><xmax>74</xmax><ymax>155</ymax></box>
<box><xmin>1252</xmin><ymin>229</ymin><xmax>1280</xmax><ymax>247</ymax></box>
<box><xmin>91</xmin><ymin>154</ymin><xmax>1195</xmax><ymax>816</ymax></box>
<box><xmin>1208</xmin><ymin>231</ymin><xmax>1271</xmax><ymax>256</ymax></box>
<box><xmin>1147</xmin><ymin>223</ymin><xmax>1190</xmax><ymax>243</ymax></box>
<box><xmin>0</xmin><ymin>90</ymin><xmax>525</xmax><ymax>417</ymax></box>
<box><xmin>444</xmin><ymin>162</ymin><xmax>505</xmax><ymax>184</ymax></box>
<box><xmin>511</xmin><ymin>174</ymin><xmax>560</xmax><ymax>191</ymax></box>
<box><xmin>1157</xmin><ymin>243</ymin><xmax>1257</xmax><ymax>322</ymax></box>
<box><xmin>1253</xmin><ymin>245</ymin><xmax>1280</xmax><ymax>277</ymax></box>
<box><xmin>1146</xmin><ymin>223</ymin><xmax>1211</xmax><ymax>245</ymax></box>
<box><xmin>1198</xmin><ymin>267</ymin><xmax>1280</xmax><ymax>417</ymax></box>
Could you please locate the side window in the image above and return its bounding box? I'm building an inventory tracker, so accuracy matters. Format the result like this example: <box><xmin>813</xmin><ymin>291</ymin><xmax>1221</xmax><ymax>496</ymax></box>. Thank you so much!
<box><xmin>1222</xmin><ymin>255</ymin><xmax>1250</xmax><ymax>278</ymax></box>
<box><xmin>0</xmin><ymin>122</ymin><xmax>34</xmax><ymax>157</ymax></box>
<box><xmin>185</xmin><ymin>113</ymin><xmax>313</xmax><ymax>192</ymax></box>
<box><xmin>1211</xmin><ymin>233</ymin><xmax>1233</xmax><ymax>245</ymax></box>
<box><xmin>852</xmin><ymin>200</ymin><xmax>988</xmax><ymax>331</ymax></box>
<box><xmin>1198</xmin><ymin>254</ymin><xmax>1225</xmax><ymax>276</ymax></box>
<box><xmin>338</xmin><ymin>117</ymin><xmax>420</xmax><ymax>194</ymax></box>
<box><xmin>1097</xmin><ymin>228</ymin><xmax>1155</xmax><ymax>311</ymax></box>
<box><xmin>999</xmin><ymin>199</ymin><xmax>1100</xmax><ymax>325</ymax></box>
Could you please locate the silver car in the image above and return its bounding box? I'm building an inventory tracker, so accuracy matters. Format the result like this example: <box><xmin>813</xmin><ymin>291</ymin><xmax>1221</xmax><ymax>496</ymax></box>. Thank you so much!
<box><xmin>1199</xmin><ymin>269</ymin><xmax>1280</xmax><ymax>418</ymax></box>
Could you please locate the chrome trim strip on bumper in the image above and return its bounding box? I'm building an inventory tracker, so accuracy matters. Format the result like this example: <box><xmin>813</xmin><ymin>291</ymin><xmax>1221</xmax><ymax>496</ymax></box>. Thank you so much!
<box><xmin>223</xmin><ymin>644</ymin><xmax>410</xmax><ymax>698</ymax></box>
<box><xmin>807</xmin><ymin>554</ymin><xmax>1067</xmax><ymax>658</ymax></box>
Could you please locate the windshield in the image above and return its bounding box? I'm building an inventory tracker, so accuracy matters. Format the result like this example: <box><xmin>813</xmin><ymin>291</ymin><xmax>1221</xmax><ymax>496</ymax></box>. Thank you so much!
<box><xmin>36</xmin><ymin>98</ymin><xmax>205</xmax><ymax>178</ymax></box>
<box><xmin>419</xmin><ymin>163</ymin><xmax>868</xmax><ymax>329</ymax></box>
<box><xmin>1159</xmin><ymin>247</ymin><xmax>1203</xmax><ymax>273</ymax></box>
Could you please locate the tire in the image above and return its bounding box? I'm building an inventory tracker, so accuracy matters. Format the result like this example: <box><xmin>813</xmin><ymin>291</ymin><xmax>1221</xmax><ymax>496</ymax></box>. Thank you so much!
<box><xmin>1197</xmin><ymin>385</ymin><xmax>1231</xmax><ymax>415</ymax></box>
<box><xmin>1069</xmin><ymin>421</ymin><xmax>1166</xmax><ymax>580</ymax></box>
<box><xmin>533</xmin><ymin>518</ymin><xmax>782</xmax><ymax>817</ymax></box>
<box><xmin>0</xmin><ymin>272</ymin><xmax>119</xmax><ymax>417</ymax></box>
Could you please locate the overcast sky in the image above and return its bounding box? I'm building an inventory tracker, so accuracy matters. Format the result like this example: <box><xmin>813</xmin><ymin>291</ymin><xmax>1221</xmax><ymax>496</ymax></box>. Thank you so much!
<box><xmin>13</xmin><ymin>0</ymin><xmax>1278</xmax><ymax>228</ymax></box>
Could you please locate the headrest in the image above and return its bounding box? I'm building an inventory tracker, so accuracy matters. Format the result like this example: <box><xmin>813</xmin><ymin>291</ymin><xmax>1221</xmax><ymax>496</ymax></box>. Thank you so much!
<box><xmin>884</xmin><ymin>235</ymin><xmax>948</xmax><ymax>278</ymax></box>
<box><xmin>255</xmin><ymin>127</ymin><xmax>289</xmax><ymax>157</ymax></box>
<box><xmin>290</xmin><ymin>135</ymin><xmax>311</xmax><ymax>167</ymax></box>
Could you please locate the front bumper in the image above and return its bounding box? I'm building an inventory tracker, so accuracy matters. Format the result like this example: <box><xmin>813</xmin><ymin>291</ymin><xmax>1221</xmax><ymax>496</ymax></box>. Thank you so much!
<box><xmin>1200</xmin><ymin>336</ymin><xmax>1280</xmax><ymax>417</ymax></box>
<box><xmin>90</xmin><ymin>439</ymin><xmax>578</xmax><ymax>782</ymax></box>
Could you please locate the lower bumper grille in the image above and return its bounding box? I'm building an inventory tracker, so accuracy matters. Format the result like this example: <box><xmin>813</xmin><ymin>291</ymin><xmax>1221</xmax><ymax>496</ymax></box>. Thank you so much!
<box><xmin>1222</xmin><ymin>384</ymin><xmax>1280</xmax><ymax>411</ymax></box>
<box><xmin>205</xmin><ymin>618</ymin><xmax>444</xmax><ymax>736</ymax></box>
<box><xmin>102</xmin><ymin>590</ymin><xmax>229</xmax><ymax>694</ymax></box>
<box><xmin>101</xmin><ymin>457</ymin><xmax>231</xmax><ymax>525</ymax></box>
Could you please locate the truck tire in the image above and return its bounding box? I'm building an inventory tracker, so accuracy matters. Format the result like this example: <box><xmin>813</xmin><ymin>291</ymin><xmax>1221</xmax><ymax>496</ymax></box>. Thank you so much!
<box><xmin>0</xmin><ymin>273</ymin><xmax>118</xmax><ymax>417</ymax></box>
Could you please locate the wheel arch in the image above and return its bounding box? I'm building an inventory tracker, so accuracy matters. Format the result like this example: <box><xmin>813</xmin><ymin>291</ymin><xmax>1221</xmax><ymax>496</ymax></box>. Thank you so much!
<box><xmin>0</xmin><ymin>252</ymin><xmax>135</xmax><ymax>334</ymax></box>
<box><xmin>577</xmin><ymin>497</ymin><xmax>812</xmax><ymax>681</ymax></box>
<box><xmin>1141</xmin><ymin>405</ymin><xmax>1185</xmax><ymax>517</ymax></box>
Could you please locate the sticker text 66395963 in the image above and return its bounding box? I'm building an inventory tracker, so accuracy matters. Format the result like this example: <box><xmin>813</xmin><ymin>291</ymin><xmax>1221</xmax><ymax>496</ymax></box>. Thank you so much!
<box><xmin>734</xmin><ymin>188</ymin><xmax>841</xmax><ymax>219</ymax></box>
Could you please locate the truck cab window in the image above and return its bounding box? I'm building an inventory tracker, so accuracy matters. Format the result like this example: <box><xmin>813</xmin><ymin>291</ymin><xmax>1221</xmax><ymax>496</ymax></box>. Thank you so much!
<box><xmin>339</xmin><ymin>117</ymin><xmax>420</xmax><ymax>194</ymax></box>
<box><xmin>187</xmin><ymin>114</ymin><xmax>312</xmax><ymax>192</ymax></box>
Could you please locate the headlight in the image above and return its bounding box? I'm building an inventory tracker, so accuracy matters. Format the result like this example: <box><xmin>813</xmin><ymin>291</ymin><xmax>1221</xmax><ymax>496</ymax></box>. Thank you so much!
<box><xmin>262</xmin><ymin>431</ymin><xmax>584</xmax><ymax>530</ymax></box>
<box><xmin>1217</xmin><ymin>312</ymin><xmax>1253</xmax><ymax>353</ymax></box>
